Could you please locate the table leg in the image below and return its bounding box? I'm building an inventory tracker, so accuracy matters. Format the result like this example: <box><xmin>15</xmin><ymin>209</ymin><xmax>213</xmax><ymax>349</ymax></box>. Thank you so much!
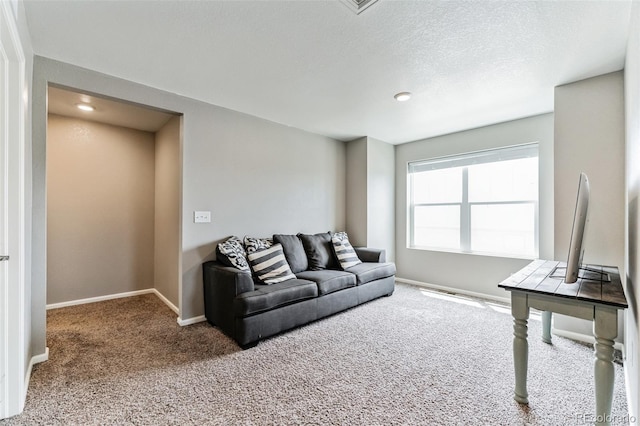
<box><xmin>541</xmin><ymin>311</ymin><xmax>552</xmax><ymax>344</ymax></box>
<box><xmin>511</xmin><ymin>292</ymin><xmax>529</xmax><ymax>404</ymax></box>
<box><xmin>593</xmin><ymin>308</ymin><xmax>617</xmax><ymax>426</ymax></box>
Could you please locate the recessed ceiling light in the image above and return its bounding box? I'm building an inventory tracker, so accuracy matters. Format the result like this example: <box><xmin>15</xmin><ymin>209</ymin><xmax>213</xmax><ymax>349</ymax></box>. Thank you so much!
<box><xmin>76</xmin><ymin>103</ymin><xmax>95</xmax><ymax>112</ymax></box>
<box><xmin>394</xmin><ymin>92</ymin><xmax>412</xmax><ymax>102</ymax></box>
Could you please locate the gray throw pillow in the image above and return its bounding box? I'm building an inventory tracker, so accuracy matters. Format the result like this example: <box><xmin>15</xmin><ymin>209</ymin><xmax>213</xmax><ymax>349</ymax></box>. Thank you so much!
<box><xmin>298</xmin><ymin>232</ymin><xmax>339</xmax><ymax>271</ymax></box>
<box><xmin>273</xmin><ymin>234</ymin><xmax>308</xmax><ymax>273</ymax></box>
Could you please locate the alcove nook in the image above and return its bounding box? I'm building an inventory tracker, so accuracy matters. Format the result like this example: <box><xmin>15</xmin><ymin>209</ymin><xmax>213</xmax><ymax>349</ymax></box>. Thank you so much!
<box><xmin>46</xmin><ymin>85</ymin><xmax>182</xmax><ymax>318</ymax></box>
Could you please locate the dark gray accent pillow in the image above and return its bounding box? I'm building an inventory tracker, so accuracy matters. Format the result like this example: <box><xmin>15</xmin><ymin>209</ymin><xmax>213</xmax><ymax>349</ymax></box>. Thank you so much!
<box><xmin>298</xmin><ymin>232</ymin><xmax>339</xmax><ymax>271</ymax></box>
<box><xmin>273</xmin><ymin>234</ymin><xmax>308</xmax><ymax>273</ymax></box>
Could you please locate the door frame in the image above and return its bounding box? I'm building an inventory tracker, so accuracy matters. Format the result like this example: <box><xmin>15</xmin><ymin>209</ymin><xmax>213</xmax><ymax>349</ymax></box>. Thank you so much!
<box><xmin>0</xmin><ymin>1</ymin><xmax>27</xmax><ymax>419</ymax></box>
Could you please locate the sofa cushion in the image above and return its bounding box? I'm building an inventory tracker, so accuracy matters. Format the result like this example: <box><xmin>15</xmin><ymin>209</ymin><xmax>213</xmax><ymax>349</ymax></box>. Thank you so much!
<box><xmin>247</xmin><ymin>244</ymin><xmax>296</xmax><ymax>284</ymax></box>
<box><xmin>345</xmin><ymin>262</ymin><xmax>397</xmax><ymax>285</ymax></box>
<box><xmin>234</xmin><ymin>279</ymin><xmax>318</xmax><ymax>317</ymax></box>
<box><xmin>296</xmin><ymin>270</ymin><xmax>357</xmax><ymax>295</ymax></box>
<box><xmin>216</xmin><ymin>236</ymin><xmax>249</xmax><ymax>271</ymax></box>
<box><xmin>273</xmin><ymin>234</ymin><xmax>308</xmax><ymax>273</ymax></box>
<box><xmin>298</xmin><ymin>232</ymin><xmax>339</xmax><ymax>271</ymax></box>
<box><xmin>331</xmin><ymin>231</ymin><xmax>362</xmax><ymax>270</ymax></box>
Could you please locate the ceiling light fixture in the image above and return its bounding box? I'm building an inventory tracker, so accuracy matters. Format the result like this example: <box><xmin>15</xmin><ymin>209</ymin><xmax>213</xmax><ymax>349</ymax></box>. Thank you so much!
<box><xmin>394</xmin><ymin>92</ymin><xmax>412</xmax><ymax>102</ymax></box>
<box><xmin>76</xmin><ymin>103</ymin><xmax>95</xmax><ymax>112</ymax></box>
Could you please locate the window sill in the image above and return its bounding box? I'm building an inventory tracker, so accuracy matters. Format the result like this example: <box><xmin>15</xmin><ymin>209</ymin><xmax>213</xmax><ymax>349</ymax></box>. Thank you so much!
<box><xmin>407</xmin><ymin>245</ymin><xmax>537</xmax><ymax>261</ymax></box>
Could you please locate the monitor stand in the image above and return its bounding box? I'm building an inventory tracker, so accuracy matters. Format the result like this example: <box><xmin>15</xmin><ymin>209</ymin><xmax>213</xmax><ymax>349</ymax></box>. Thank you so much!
<box><xmin>549</xmin><ymin>266</ymin><xmax>611</xmax><ymax>283</ymax></box>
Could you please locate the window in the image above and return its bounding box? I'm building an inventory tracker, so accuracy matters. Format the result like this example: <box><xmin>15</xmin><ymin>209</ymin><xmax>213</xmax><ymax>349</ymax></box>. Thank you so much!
<box><xmin>408</xmin><ymin>143</ymin><xmax>538</xmax><ymax>258</ymax></box>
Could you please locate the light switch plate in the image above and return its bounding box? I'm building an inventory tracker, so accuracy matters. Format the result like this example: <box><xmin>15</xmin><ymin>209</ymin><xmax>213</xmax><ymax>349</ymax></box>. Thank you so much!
<box><xmin>194</xmin><ymin>211</ymin><xmax>211</xmax><ymax>223</ymax></box>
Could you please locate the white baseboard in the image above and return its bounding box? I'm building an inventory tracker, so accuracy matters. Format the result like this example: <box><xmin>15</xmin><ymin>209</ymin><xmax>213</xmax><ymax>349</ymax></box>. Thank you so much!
<box><xmin>24</xmin><ymin>347</ymin><xmax>49</xmax><ymax>405</ymax></box>
<box><xmin>151</xmin><ymin>289</ymin><xmax>179</xmax><ymax>315</ymax></box>
<box><xmin>31</xmin><ymin>348</ymin><xmax>49</xmax><ymax>365</ymax></box>
<box><xmin>177</xmin><ymin>315</ymin><xmax>206</xmax><ymax>326</ymax></box>
<box><xmin>46</xmin><ymin>289</ymin><xmax>156</xmax><ymax>310</ymax></box>
<box><xmin>46</xmin><ymin>288</ymin><xmax>180</xmax><ymax>316</ymax></box>
<box><xmin>551</xmin><ymin>327</ymin><xmax>625</xmax><ymax>352</ymax></box>
<box><xmin>395</xmin><ymin>277</ymin><xmax>511</xmax><ymax>305</ymax></box>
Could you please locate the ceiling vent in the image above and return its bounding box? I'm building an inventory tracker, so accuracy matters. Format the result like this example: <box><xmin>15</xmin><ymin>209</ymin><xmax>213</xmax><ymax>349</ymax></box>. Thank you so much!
<box><xmin>339</xmin><ymin>0</ymin><xmax>380</xmax><ymax>15</ymax></box>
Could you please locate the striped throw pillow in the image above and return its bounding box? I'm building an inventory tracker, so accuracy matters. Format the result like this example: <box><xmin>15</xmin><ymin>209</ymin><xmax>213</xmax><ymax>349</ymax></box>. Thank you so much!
<box><xmin>247</xmin><ymin>243</ymin><xmax>296</xmax><ymax>284</ymax></box>
<box><xmin>332</xmin><ymin>232</ymin><xmax>362</xmax><ymax>270</ymax></box>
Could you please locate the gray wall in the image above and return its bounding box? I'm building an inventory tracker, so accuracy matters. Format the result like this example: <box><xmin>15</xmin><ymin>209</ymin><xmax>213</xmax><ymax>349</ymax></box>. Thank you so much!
<box><xmin>394</xmin><ymin>114</ymin><xmax>555</xmax><ymax>300</ymax></box>
<box><xmin>179</xmin><ymin>106</ymin><xmax>346</xmax><ymax>319</ymax></box>
<box><xmin>553</xmin><ymin>72</ymin><xmax>626</xmax><ymax>341</ymax></box>
<box><xmin>345</xmin><ymin>136</ymin><xmax>395</xmax><ymax>260</ymax></box>
<box><xmin>31</xmin><ymin>57</ymin><xmax>346</xmax><ymax>355</ymax></box>
<box><xmin>366</xmin><ymin>137</ymin><xmax>395</xmax><ymax>261</ymax></box>
<box><xmin>346</xmin><ymin>137</ymin><xmax>368</xmax><ymax>246</ymax></box>
<box><xmin>154</xmin><ymin>115</ymin><xmax>182</xmax><ymax>308</ymax></box>
<box><xmin>625</xmin><ymin>2</ymin><xmax>640</xmax><ymax>417</ymax></box>
<box><xmin>46</xmin><ymin>114</ymin><xmax>156</xmax><ymax>304</ymax></box>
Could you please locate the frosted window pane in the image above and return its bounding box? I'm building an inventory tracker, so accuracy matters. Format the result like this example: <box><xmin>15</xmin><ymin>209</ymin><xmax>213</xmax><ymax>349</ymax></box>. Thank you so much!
<box><xmin>412</xmin><ymin>168</ymin><xmax>462</xmax><ymax>204</ymax></box>
<box><xmin>414</xmin><ymin>205</ymin><xmax>460</xmax><ymax>250</ymax></box>
<box><xmin>468</xmin><ymin>158</ymin><xmax>538</xmax><ymax>203</ymax></box>
<box><xmin>470</xmin><ymin>204</ymin><xmax>535</xmax><ymax>256</ymax></box>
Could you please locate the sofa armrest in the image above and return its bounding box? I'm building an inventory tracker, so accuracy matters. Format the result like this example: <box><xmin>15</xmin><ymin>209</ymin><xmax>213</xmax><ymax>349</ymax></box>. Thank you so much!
<box><xmin>203</xmin><ymin>261</ymin><xmax>254</xmax><ymax>333</ymax></box>
<box><xmin>354</xmin><ymin>247</ymin><xmax>386</xmax><ymax>263</ymax></box>
<box><xmin>203</xmin><ymin>262</ymin><xmax>255</xmax><ymax>296</ymax></box>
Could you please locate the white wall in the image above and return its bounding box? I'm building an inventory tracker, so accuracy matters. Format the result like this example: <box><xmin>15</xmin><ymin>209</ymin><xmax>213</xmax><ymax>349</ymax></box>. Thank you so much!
<box><xmin>553</xmin><ymin>72</ymin><xmax>626</xmax><ymax>342</ymax></box>
<box><xmin>46</xmin><ymin>115</ymin><xmax>156</xmax><ymax>304</ymax></box>
<box><xmin>31</xmin><ymin>57</ymin><xmax>346</xmax><ymax>354</ymax></box>
<box><xmin>154</xmin><ymin>115</ymin><xmax>182</xmax><ymax>308</ymax></box>
<box><xmin>625</xmin><ymin>0</ymin><xmax>640</xmax><ymax>418</ymax></box>
<box><xmin>394</xmin><ymin>114</ymin><xmax>554</xmax><ymax>300</ymax></box>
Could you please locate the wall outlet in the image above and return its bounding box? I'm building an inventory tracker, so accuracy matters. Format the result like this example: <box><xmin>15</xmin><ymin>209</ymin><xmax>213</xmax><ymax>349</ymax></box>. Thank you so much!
<box><xmin>194</xmin><ymin>211</ymin><xmax>211</xmax><ymax>223</ymax></box>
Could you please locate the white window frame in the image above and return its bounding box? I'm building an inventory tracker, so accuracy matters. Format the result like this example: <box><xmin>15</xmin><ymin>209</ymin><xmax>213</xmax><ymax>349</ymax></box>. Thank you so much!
<box><xmin>408</xmin><ymin>143</ymin><xmax>539</xmax><ymax>258</ymax></box>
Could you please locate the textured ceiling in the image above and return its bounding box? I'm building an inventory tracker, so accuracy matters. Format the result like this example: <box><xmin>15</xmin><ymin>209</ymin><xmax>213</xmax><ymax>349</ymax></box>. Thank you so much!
<box><xmin>24</xmin><ymin>0</ymin><xmax>632</xmax><ymax>144</ymax></box>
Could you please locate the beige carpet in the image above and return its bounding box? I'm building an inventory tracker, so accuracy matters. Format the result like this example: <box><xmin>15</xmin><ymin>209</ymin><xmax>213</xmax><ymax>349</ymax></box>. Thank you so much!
<box><xmin>2</xmin><ymin>283</ymin><xmax>630</xmax><ymax>425</ymax></box>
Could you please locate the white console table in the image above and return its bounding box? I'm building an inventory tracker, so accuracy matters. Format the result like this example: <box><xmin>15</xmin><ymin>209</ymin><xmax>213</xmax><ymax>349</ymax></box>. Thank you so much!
<box><xmin>499</xmin><ymin>260</ymin><xmax>628</xmax><ymax>426</ymax></box>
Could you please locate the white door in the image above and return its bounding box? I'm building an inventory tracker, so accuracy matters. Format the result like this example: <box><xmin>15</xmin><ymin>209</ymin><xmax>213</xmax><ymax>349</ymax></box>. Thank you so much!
<box><xmin>0</xmin><ymin>27</ymin><xmax>6</xmax><ymax>416</ymax></box>
<box><xmin>0</xmin><ymin>2</ymin><xmax>27</xmax><ymax>419</ymax></box>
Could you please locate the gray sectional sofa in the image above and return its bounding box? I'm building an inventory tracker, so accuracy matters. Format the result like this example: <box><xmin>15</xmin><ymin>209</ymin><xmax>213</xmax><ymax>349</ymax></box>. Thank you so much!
<box><xmin>202</xmin><ymin>232</ymin><xmax>396</xmax><ymax>348</ymax></box>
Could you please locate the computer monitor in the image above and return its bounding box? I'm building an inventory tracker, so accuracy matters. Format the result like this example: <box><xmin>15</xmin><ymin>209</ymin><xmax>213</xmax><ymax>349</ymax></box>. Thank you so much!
<box><xmin>564</xmin><ymin>172</ymin><xmax>590</xmax><ymax>284</ymax></box>
<box><xmin>550</xmin><ymin>172</ymin><xmax>608</xmax><ymax>283</ymax></box>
